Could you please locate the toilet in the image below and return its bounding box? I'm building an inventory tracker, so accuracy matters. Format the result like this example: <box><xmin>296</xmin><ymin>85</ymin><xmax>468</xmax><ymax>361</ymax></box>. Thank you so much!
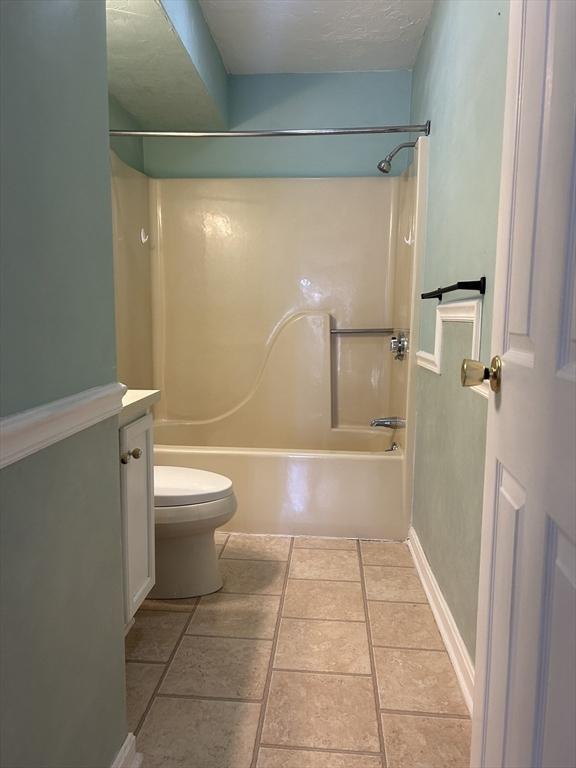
<box><xmin>149</xmin><ymin>466</ymin><xmax>237</xmax><ymax>599</ymax></box>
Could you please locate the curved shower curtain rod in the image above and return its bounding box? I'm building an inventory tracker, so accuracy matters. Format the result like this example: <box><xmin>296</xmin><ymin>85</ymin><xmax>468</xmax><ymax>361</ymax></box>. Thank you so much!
<box><xmin>109</xmin><ymin>121</ymin><xmax>430</xmax><ymax>138</ymax></box>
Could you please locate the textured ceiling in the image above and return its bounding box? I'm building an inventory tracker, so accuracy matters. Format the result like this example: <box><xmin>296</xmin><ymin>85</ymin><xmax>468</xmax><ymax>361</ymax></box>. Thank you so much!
<box><xmin>106</xmin><ymin>0</ymin><xmax>226</xmax><ymax>130</ymax></box>
<box><xmin>199</xmin><ymin>0</ymin><xmax>434</xmax><ymax>74</ymax></box>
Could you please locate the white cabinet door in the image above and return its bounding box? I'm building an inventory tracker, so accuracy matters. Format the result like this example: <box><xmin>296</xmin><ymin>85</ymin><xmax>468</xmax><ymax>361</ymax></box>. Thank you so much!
<box><xmin>120</xmin><ymin>413</ymin><xmax>155</xmax><ymax>623</ymax></box>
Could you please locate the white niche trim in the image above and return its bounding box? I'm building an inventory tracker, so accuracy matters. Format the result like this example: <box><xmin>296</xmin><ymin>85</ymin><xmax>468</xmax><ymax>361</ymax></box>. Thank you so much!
<box><xmin>416</xmin><ymin>298</ymin><xmax>489</xmax><ymax>399</ymax></box>
<box><xmin>0</xmin><ymin>382</ymin><xmax>126</xmax><ymax>469</ymax></box>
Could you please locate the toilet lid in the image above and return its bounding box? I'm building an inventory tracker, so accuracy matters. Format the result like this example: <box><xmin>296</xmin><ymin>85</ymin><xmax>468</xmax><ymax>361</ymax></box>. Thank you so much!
<box><xmin>154</xmin><ymin>465</ymin><xmax>233</xmax><ymax>506</ymax></box>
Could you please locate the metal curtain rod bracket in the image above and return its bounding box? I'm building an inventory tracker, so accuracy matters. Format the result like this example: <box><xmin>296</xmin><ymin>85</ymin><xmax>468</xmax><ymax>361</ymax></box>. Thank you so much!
<box><xmin>421</xmin><ymin>276</ymin><xmax>486</xmax><ymax>302</ymax></box>
<box><xmin>109</xmin><ymin>121</ymin><xmax>431</xmax><ymax>139</ymax></box>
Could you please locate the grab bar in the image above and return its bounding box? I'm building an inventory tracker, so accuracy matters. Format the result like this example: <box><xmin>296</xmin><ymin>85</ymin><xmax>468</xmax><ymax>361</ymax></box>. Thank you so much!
<box><xmin>330</xmin><ymin>328</ymin><xmax>395</xmax><ymax>335</ymax></box>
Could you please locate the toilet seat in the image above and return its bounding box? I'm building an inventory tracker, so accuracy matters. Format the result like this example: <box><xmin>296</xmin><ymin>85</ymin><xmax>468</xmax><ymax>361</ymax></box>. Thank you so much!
<box><xmin>154</xmin><ymin>465</ymin><xmax>233</xmax><ymax>506</ymax></box>
<box><xmin>155</xmin><ymin>497</ymin><xmax>235</xmax><ymax>531</ymax></box>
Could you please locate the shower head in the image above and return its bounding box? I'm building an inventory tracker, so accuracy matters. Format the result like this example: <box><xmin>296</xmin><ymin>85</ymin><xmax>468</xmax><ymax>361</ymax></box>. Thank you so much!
<box><xmin>377</xmin><ymin>140</ymin><xmax>417</xmax><ymax>174</ymax></box>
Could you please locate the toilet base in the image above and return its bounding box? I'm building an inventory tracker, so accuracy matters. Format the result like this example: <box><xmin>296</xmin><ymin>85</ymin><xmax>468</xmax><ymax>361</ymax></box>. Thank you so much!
<box><xmin>150</xmin><ymin>531</ymin><xmax>223</xmax><ymax>599</ymax></box>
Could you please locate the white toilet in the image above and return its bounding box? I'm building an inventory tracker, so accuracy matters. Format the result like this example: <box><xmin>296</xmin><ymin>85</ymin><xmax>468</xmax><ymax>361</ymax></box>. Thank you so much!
<box><xmin>149</xmin><ymin>466</ymin><xmax>237</xmax><ymax>599</ymax></box>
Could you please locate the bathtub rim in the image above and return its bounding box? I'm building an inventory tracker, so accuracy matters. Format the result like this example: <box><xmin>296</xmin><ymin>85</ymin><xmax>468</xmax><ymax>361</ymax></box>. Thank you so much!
<box><xmin>154</xmin><ymin>443</ymin><xmax>404</xmax><ymax>461</ymax></box>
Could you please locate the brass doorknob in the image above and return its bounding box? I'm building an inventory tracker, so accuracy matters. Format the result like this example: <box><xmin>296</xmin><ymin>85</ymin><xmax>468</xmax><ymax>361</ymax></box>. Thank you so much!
<box><xmin>461</xmin><ymin>355</ymin><xmax>502</xmax><ymax>393</ymax></box>
<box><xmin>120</xmin><ymin>447</ymin><xmax>143</xmax><ymax>464</ymax></box>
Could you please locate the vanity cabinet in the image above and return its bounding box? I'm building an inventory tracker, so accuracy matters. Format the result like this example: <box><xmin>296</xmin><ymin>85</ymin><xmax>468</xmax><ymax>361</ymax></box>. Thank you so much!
<box><xmin>119</xmin><ymin>405</ymin><xmax>156</xmax><ymax>624</ymax></box>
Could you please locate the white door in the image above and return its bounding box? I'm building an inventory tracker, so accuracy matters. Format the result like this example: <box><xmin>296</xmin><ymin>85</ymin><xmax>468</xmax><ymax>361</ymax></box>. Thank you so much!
<box><xmin>471</xmin><ymin>1</ymin><xmax>576</xmax><ymax>767</ymax></box>
<box><xmin>120</xmin><ymin>413</ymin><xmax>155</xmax><ymax>623</ymax></box>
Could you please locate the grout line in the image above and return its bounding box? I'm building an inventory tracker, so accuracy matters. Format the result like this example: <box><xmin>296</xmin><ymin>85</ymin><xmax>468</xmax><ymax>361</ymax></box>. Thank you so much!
<box><xmin>156</xmin><ymin>692</ymin><xmax>263</xmax><ymax>704</ymax></box>
<box><xmin>125</xmin><ymin>658</ymin><xmax>168</xmax><ymax>665</ymax></box>
<box><xmin>366</xmin><ymin>598</ymin><xmax>432</xmax><ymax>606</ymax></box>
<box><xmin>366</xmin><ymin>597</ymin><xmax>429</xmax><ymax>605</ymax></box>
<box><xmin>139</xmin><ymin>606</ymin><xmax>197</xmax><ymax>614</ymax></box>
<box><xmin>259</xmin><ymin>743</ymin><xmax>383</xmax><ymax>756</ymax></box>
<box><xmin>294</xmin><ymin>539</ymin><xmax>356</xmax><ymax>552</ymax></box>
<box><xmin>185</xmin><ymin>632</ymin><xmax>276</xmax><ymax>641</ymax></box>
<box><xmin>279</xmin><ymin>615</ymin><xmax>367</xmax><ymax>625</ymax></box>
<box><xmin>371</xmin><ymin>643</ymin><xmax>447</xmax><ymax>652</ymax></box>
<box><xmin>380</xmin><ymin>707</ymin><xmax>471</xmax><ymax>721</ymax></box>
<box><xmin>250</xmin><ymin>536</ymin><xmax>295</xmax><ymax>768</ymax></box>
<box><xmin>136</xmin><ymin>606</ymin><xmax>197</xmax><ymax>614</ymax></box>
<box><xmin>362</xmin><ymin>563</ymin><xmax>414</xmax><ymax>569</ymax></box>
<box><xmin>357</xmin><ymin>539</ymin><xmax>388</xmax><ymax>768</ymax></box>
<box><xmin>220</xmin><ymin>557</ymin><xmax>290</xmax><ymax>563</ymax></box>
<box><xmin>220</xmin><ymin>589</ymin><xmax>284</xmax><ymax>597</ymax></box>
<box><xmin>288</xmin><ymin>576</ymin><xmax>361</xmax><ymax>583</ymax></box>
<box><xmin>197</xmin><ymin>590</ymin><xmax>283</xmax><ymax>598</ymax></box>
<box><xmin>371</xmin><ymin>646</ymin><xmax>448</xmax><ymax>656</ymax></box>
<box><xmin>272</xmin><ymin>666</ymin><xmax>372</xmax><ymax>678</ymax></box>
<box><xmin>132</xmin><ymin>600</ymin><xmax>200</xmax><ymax>736</ymax></box>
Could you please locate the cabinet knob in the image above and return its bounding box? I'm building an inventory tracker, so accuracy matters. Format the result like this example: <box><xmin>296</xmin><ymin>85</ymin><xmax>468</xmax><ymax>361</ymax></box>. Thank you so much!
<box><xmin>120</xmin><ymin>447</ymin><xmax>143</xmax><ymax>464</ymax></box>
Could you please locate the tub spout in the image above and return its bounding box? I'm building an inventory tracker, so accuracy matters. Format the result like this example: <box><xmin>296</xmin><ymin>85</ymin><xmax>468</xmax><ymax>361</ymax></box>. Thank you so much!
<box><xmin>370</xmin><ymin>417</ymin><xmax>406</xmax><ymax>429</ymax></box>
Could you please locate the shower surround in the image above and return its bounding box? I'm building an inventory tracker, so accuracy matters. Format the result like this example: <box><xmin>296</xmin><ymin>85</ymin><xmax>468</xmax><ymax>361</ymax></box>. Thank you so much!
<box><xmin>111</xmin><ymin>148</ymin><xmax>427</xmax><ymax>538</ymax></box>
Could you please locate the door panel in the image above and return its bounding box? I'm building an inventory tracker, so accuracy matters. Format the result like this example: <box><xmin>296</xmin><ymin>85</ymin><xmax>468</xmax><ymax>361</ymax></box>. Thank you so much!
<box><xmin>472</xmin><ymin>1</ymin><xmax>576</xmax><ymax>766</ymax></box>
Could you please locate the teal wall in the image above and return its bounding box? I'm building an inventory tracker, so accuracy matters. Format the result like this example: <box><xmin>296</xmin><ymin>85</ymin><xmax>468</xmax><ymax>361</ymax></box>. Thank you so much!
<box><xmin>142</xmin><ymin>71</ymin><xmax>413</xmax><ymax>177</ymax></box>
<box><xmin>412</xmin><ymin>0</ymin><xmax>508</xmax><ymax>359</ymax></box>
<box><xmin>109</xmin><ymin>94</ymin><xmax>145</xmax><ymax>174</ymax></box>
<box><xmin>0</xmin><ymin>0</ymin><xmax>117</xmax><ymax>417</ymax></box>
<box><xmin>0</xmin><ymin>422</ymin><xmax>127</xmax><ymax>768</ymax></box>
<box><xmin>411</xmin><ymin>0</ymin><xmax>509</xmax><ymax>658</ymax></box>
<box><xmin>0</xmin><ymin>2</ymin><xmax>127</xmax><ymax>765</ymax></box>
<box><xmin>160</xmin><ymin>0</ymin><xmax>228</xmax><ymax>123</ymax></box>
<box><xmin>413</xmin><ymin>326</ymin><xmax>488</xmax><ymax>655</ymax></box>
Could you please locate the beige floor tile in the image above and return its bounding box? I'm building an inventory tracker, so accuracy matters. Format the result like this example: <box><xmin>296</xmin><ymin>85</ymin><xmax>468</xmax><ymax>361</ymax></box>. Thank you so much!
<box><xmin>293</xmin><ymin>536</ymin><xmax>357</xmax><ymax>550</ymax></box>
<box><xmin>382</xmin><ymin>713</ymin><xmax>471</xmax><ymax>768</ymax></box>
<box><xmin>257</xmin><ymin>748</ymin><xmax>383</xmax><ymax>767</ymax></box>
<box><xmin>222</xmin><ymin>534</ymin><xmax>292</xmax><ymax>561</ymax></box>
<box><xmin>368</xmin><ymin>602</ymin><xmax>443</xmax><ymax>650</ymax></box>
<box><xmin>374</xmin><ymin>648</ymin><xmax>468</xmax><ymax>715</ymax></box>
<box><xmin>160</xmin><ymin>635</ymin><xmax>272</xmax><ymax>699</ymax></box>
<box><xmin>125</xmin><ymin>611</ymin><xmax>188</xmax><ymax>662</ymax></box>
<box><xmin>283</xmin><ymin>579</ymin><xmax>365</xmax><ymax>621</ymax></box>
<box><xmin>363</xmin><ymin>567</ymin><xmax>427</xmax><ymax>603</ymax></box>
<box><xmin>188</xmin><ymin>592</ymin><xmax>280</xmax><ymax>639</ymax></box>
<box><xmin>261</xmin><ymin>670</ymin><xmax>380</xmax><ymax>752</ymax></box>
<box><xmin>290</xmin><ymin>549</ymin><xmax>360</xmax><ymax>581</ymax></box>
<box><xmin>138</xmin><ymin>696</ymin><xmax>260</xmax><ymax>768</ymax></box>
<box><xmin>220</xmin><ymin>559</ymin><xmax>287</xmax><ymax>595</ymax></box>
<box><xmin>360</xmin><ymin>541</ymin><xmax>413</xmax><ymax>567</ymax></box>
<box><xmin>141</xmin><ymin>597</ymin><xmax>198</xmax><ymax>613</ymax></box>
<box><xmin>125</xmin><ymin>662</ymin><xmax>164</xmax><ymax>732</ymax></box>
<box><xmin>275</xmin><ymin>618</ymin><xmax>371</xmax><ymax>674</ymax></box>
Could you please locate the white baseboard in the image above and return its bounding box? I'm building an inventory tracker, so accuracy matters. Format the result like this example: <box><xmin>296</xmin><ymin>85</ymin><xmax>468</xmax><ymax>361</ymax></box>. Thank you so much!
<box><xmin>408</xmin><ymin>526</ymin><xmax>475</xmax><ymax>713</ymax></box>
<box><xmin>111</xmin><ymin>733</ymin><xmax>142</xmax><ymax>768</ymax></box>
<box><xmin>0</xmin><ymin>382</ymin><xmax>126</xmax><ymax>469</ymax></box>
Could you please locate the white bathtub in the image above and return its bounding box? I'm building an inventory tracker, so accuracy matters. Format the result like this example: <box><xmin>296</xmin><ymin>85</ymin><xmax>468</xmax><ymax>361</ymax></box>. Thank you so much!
<box><xmin>154</xmin><ymin>444</ymin><xmax>408</xmax><ymax>540</ymax></box>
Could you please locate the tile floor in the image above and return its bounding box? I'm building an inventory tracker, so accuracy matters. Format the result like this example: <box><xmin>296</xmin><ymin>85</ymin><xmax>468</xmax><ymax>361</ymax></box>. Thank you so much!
<box><xmin>125</xmin><ymin>533</ymin><xmax>471</xmax><ymax>768</ymax></box>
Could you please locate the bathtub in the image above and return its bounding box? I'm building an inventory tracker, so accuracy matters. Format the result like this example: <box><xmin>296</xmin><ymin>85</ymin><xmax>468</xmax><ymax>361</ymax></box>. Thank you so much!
<box><xmin>154</xmin><ymin>441</ymin><xmax>408</xmax><ymax>540</ymax></box>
